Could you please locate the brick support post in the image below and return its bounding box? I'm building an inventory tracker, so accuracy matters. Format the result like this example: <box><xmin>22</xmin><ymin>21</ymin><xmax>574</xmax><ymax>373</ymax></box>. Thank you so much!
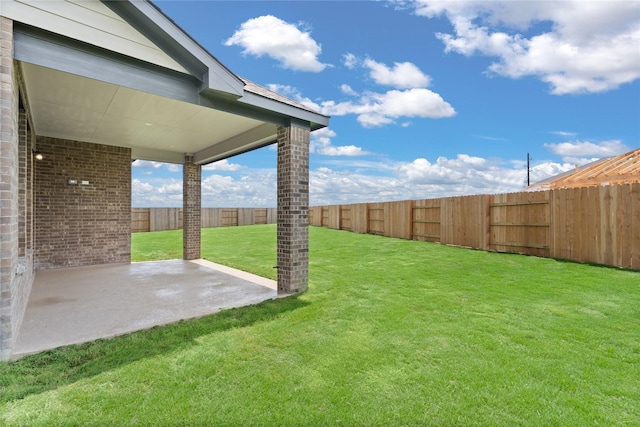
<box><xmin>183</xmin><ymin>155</ymin><xmax>201</xmax><ymax>260</ymax></box>
<box><xmin>277</xmin><ymin>122</ymin><xmax>310</xmax><ymax>294</ymax></box>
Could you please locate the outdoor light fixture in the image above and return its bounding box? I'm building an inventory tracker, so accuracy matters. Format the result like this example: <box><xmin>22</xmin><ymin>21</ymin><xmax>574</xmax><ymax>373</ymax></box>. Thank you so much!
<box><xmin>33</xmin><ymin>150</ymin><xmax>44</xmax><ymax>160</ymax></box>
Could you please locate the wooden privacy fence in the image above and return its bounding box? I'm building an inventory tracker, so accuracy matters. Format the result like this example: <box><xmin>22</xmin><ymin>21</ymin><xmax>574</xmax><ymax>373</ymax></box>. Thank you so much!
<box><xmin>132</xmin><ymin>208</ymin><xmax>276</xmax><ymax>233</ymax></box>
<box><xmin>309</xmin><ymin>183</ymin><xmax>639</xmax><ymax>270</ymax></box>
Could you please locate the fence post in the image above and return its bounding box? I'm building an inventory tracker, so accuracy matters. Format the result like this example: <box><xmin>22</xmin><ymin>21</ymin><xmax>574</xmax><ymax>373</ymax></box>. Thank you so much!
<box><xmin>484</xmin><ymin>195</ymin><xmax>492</xmax><ymax>251</ymax></box>
<box><xmin>365</xmin><ymin>203</ymin><xmax>370</xmax><ymax>235</ymax></box>
<box><xmin>409</xmin><ymin>200</ymin><xmax>415</xmax><ymax>240</ymax></box>
<box><xmin>549</xmin><ymin>189</ymin><xmax>555</xmax><ymax>260</ymax></box>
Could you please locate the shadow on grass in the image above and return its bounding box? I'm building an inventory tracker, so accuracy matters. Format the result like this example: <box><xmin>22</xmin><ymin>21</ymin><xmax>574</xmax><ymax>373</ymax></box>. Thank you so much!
<box><xmin>0</xmin><ymin>295</ymin><xmax>308</xmax><ymax>403</ymax></box>
<box><xmin>549</xmin><ymin>256</ymin><xmax>640</xmax><ymax>272</ymax></box>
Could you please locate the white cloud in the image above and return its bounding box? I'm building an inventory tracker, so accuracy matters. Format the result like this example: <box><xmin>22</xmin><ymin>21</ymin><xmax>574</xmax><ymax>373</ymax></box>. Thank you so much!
<box><xmin>132</xmin><ymin>178</ymin><xmax>153</xmax><ymax>193</ymax></box>
<box><xmin>320</xmin><ymin>146</ymin><xmax>369</xmax><ymax>157</ymax></box>
<box><xmin>309</xmin><ymin>154</ymin><xmax>574</xmax><ymax>205</ymax></box>
<box><xmin>549</xmin><ymin>131</ymin><xmax>578</xmax><ymax>137</ymax></box>
<box><xmin>478</xmin><ymin>135</ymin><xmax>506</xmax><ymax>142</ymax></box>
<box><xmin>544</xmin><ymin>140</ymin><xmax>629</xmax><ymax>163</ymax></box>
<box><xmin>529</xmin><ymin>161</ymin><xmax>577</xmax><ymax>183</ymax></box>
<box><xmin>132</xmin><ymin>177</ymin><xmax>183</xmax><ymax>207</ymax></box>
<box><xmin>331</xmin><ymin>57</ymin><xmax>453</xmax><ymax>125</ymax></box>
<box><xmin>266</xmin><ymin>84</ymin><xmax>455</xmax><ymax>127</ymax></box>
<box><xmin>343</xmin><ymin>53</ymin><xmax>359</xmax><ymax>69</ymax></box>
<box><xmin>131</xmin><ymin>159</ymin><xmax>169</xmax><ymax>169</ymax></box>
<box><xmin>311</xmin><ymin>128</ymin><xmax>370</xmax><ymax>156</ymax></box>
<box><xmin>267</xmin><ymin>52</ymin><xmax>454</xmax><ymax>128</ymax></box>
<box><xmin>348</xmin><ymin>88</ymin><xmax>456</xmax><ymax>127</ymax></box>
<box><xmin>363</xmin><ymin>58</ymin><xmax>431</xmax><ymax>89</ymax></box>
<box><xmin>157</xmin><ymin>181</ymin><xmax>182</xmax><ymax>194</ymax></box>
<box><xmin>225</xmin><ymin>15</ymin><xmax>329</xmax><ymax>72</ymax></box>
<box><xmin>403</xmin><ymin>0</ymin><xmax>640</xmax><ymax>94</ymax></box>
<box><xmin>132</xmin><ymin>160</ymin><xmax>180</xmax><ymax>172</ymax></box>
<box><xmin>400</xmin><ymin>155</ymin><xmax>494</xmax><ymax>186</ymax></box>
<box><xmin>201</xmin><ymin>172</ymin><xmax>276</xmax><ymax>207</ymax></box>
<box><xmin>132</xmin><ymin>160</ymin><xmax>164</xmax><ymax>169</ymax></box>
<box><xmin>202</xmin><ymin>159</ymin><xmax>242</xmax><ymax>171</ymax></box>
<box><xmin>132</xmin><ymin>170</ymin><xmax>279</xmax><ymax>208</ymax></box>
<box><xmin>310</xmin><ymin>167</ymin><xmax>403</xmax><ymax>205</ymax></box>
<box><xmin>132</xmin><ymin>152</ymin><xmax>583</xmax><ymax>207</ymax></box>
<box><xmin>340</xmin><ymin>84</ymin><xmax>358</xmax><ymax>96</ymax></box>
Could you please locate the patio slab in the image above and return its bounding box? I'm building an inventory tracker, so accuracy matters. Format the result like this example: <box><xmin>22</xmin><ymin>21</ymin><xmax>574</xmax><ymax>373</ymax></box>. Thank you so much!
<box><xmin>12</xmin><ymin>259</ymin><xmax>277</xmax><ymax>359</ymax></box>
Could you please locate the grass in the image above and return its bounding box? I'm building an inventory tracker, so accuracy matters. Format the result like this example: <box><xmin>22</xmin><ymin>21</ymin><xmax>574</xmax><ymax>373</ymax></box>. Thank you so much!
<box><xmin>1</xmin><ymin>224</ymin><xmax>638</xmax><ymax>426</ymax></box>
<box><xmin>131</xmin><ymin>226</ymin><xmax>278</xmax><ymax>279</ymax></box>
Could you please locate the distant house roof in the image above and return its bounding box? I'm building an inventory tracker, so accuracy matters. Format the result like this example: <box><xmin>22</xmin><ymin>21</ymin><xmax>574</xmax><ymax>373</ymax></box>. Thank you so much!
<box><xmin>527</xmin><ymin>148</ymin><xmax>640</xmax><ymax>191</ymax></box>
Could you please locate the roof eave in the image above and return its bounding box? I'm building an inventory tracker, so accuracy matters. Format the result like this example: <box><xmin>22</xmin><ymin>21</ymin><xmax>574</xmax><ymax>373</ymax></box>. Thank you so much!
<box><xmin>239</xmin><ymin>90</ymin><xmax>329</xmax><ymax>130</ymax></box>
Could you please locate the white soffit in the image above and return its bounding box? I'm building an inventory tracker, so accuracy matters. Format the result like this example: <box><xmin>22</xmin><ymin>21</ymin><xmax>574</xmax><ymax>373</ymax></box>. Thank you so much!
<box><xmin>2</xmin><ymin>0</ymin><xmax>189</xmax><ymax>74</ymax></box>
<box><xmin>22</xmin><ymin>63</ymin><xmax>274</xmax><ymax>163</ymax></box>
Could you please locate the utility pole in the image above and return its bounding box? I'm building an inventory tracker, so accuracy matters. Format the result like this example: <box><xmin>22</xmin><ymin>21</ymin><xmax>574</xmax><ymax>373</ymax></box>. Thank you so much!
<box><xmin>527</xmin><ymin>152</ymin><xmax>531</xmax><ymax>186</ymax></box>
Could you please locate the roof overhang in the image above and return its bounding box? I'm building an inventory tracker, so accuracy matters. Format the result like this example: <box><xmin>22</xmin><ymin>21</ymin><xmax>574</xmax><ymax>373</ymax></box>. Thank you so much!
<box><xmin>8</xmin><ymin>0</ymin><xmax>328</xmax><ymax>165</ymax></box>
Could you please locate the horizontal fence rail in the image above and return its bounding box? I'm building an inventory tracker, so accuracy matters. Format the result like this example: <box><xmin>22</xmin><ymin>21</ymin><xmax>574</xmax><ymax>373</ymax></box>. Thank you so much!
<box><xmin>132</xmin><ymin>208</ymin><xmax>276</xmax><ymax>233</ymax></box>
<box><xmin>309</xmin><ymin>183</ymin><xmax>639</xmax><ymax>270</ymax></box>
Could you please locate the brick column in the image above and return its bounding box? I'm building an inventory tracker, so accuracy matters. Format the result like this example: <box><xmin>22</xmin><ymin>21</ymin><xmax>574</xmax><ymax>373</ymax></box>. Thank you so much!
<box><xmin>183</xmin><ymin>155</ymin><xmax>201</xmax><ymax>260</ymax></box>
<box><xmin>0</xmin><ymin>17</ymin><xmax>19</xmax><ymax>360</ymax></box>
<box><xmin>277</xmin><ymin>122</ymin><xmax>310</xmax><ymax>294</ymax></box>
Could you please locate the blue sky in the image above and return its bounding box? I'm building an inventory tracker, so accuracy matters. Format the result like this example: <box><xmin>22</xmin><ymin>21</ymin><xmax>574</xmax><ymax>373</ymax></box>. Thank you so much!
<box><xmin>132</xmin><ymin>0</ymin><xmax>640</xmax><ymax>207</ymax></box>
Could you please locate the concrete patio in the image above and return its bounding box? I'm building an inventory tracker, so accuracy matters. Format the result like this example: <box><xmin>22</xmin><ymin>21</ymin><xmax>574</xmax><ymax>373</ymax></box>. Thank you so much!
<box><xmin>12</xmin><ymin>259</ymin><xmax>278</xmax><ymax>359</ymax></box>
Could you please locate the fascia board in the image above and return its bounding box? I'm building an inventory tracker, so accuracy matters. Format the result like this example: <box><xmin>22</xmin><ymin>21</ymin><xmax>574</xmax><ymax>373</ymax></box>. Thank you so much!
<box><xmin>238</xmin><ymin>90</ymin><xmax>330</xmax><ymax>130</ymax></box>
<box><xmin>14</xmin><ymin>24</ymin><xmax>202</xmax><ymax>104</ymax></box>
<box><xmin>199</xmin><ymin>89</ymin><xmax>328</xmax><ymax>133</ymax></box>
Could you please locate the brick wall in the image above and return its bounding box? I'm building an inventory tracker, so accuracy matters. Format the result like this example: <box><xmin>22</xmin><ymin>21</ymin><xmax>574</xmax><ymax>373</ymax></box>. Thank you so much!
<box><xmin>17</xmin><ymin>110</ymin><xmax>32</xmax><ymax>256</ymax></box>
<box><xmin>35</xmin><ymin>137</ymin><xmax>131</xmax><ymax>269</ymax></box>
<box><xmin>0</xmin><ymin>16</ymin><xmax>20</xmax><ymax>360</ymax></box>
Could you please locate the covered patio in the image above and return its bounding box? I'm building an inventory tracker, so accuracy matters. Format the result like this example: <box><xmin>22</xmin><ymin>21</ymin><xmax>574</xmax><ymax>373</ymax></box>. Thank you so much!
<box><xmin>0</xmin><ymin>0</ymin><xmax>328</xmax><ymax>360</ymax></box>
<box><xmin>13</xmin><ymin>259</ymin><xmax>277</xmax><ymax>359</ymax></box>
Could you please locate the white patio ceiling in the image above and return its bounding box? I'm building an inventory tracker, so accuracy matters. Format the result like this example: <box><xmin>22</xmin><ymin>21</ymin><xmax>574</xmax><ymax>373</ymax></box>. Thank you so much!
<box><xmin>21</xmin><ymin>63</ymin><xmax>274</xmax><ymax>164</ymax></box>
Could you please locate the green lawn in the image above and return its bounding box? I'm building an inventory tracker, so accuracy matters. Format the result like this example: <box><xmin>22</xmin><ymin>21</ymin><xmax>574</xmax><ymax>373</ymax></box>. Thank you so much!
<box><xmin>1</xmin><ymin>225</ymin><xmax>638</xmax><ymax>426</ymax></box>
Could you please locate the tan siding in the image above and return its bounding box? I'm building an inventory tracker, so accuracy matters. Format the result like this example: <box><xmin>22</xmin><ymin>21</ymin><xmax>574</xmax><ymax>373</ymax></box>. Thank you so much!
<box><xmin>3</xmin><ymin>0</ymin><xmax>189</xmax><ymax>73</ymax></box>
